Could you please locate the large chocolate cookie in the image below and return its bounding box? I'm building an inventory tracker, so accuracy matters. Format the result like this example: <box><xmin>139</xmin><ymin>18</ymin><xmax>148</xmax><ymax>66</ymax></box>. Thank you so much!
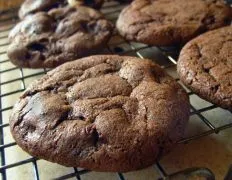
<box><xmin>19</xmin><ymin>0</ymin><xmax>104</xmax><ymax>19</ymax></box>
<box><xmin>116</xmin><ymin>0</ymin><xmax>232</xmax><ymax>46</ymax></box>
<box><xmin>177</xmin><ymin>26</ymin><xmax>232</xmax><ymax>111</ymax></box>
<box><xmin>10</xmin><ymin>55</ymin><xmax>190</xmax><ymax>172</ymax></box>
<box><xmin>8</xmin><ymin>6</ymin><xmax>113</xmax><ymax>68</ymax></box>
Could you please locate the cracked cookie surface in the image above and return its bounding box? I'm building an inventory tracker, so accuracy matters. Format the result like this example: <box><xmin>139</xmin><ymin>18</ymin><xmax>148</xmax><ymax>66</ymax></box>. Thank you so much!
<box><xmin>8</xmin><ymin>6</ymin><xmax>113</xmax><ymax>68</ymax></box>
<box><xmin>10</xmin><ymin>55</ymin><xmax>190</xmax><ymax>172</ymax></box>
<box><xmin>177</xmin><ymin>26</ymin><xmax>232</xmax><ymax>111</ymax></box>
<box><xmin>19</xmin><ymin>0</ymin><xmax>104</xmax><ymax>19</ymax></box>
<box><xmin>116</xmin><ymin>0</ymin><xmax>232</xmax><ymax>46</ymax></box>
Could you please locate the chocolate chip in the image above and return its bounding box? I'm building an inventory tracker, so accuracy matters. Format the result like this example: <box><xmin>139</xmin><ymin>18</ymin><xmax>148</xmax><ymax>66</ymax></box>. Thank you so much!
<box><xmin>27</xmin><ymin>43</ymin><xmax>47</xmax><ymax>52</ymax></box>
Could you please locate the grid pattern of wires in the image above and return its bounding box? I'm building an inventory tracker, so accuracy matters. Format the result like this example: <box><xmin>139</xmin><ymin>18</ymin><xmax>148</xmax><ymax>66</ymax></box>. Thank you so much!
<box><xmin>0</xmin><ymin>1</ymin><xmax>232</xmax><ymax>180</ymax></box>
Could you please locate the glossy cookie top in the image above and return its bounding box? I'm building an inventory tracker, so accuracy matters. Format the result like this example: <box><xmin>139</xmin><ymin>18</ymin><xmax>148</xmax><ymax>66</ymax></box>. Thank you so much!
<box><xmin>19</xmin><ymin>0</ymin><xmax>104</xmax><ymax>19</ymax></box>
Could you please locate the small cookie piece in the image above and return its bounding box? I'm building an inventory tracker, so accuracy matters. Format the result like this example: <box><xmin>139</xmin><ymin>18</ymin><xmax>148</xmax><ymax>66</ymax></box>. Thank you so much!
<box><xmin>117</xmin><ymin>0</ymin><xmax>232</xmax><ymax>46</ymax></box>
<box><xmin>8</xmin><ymin>6</ymin><xmax>113</xmax><ymax>68</ymax></box>
<box><xmin>19</xmin><ymin>0</ymin><xmax>104</xmax><ymax>19</ymax></box>
<box><xmin>10</xmin><ymin>55</ymin><xmax>190</xmax><ymax>172</ymax></box>
<box><xmin>177</xmin><ymin>26</ymin><xmax>232</xmax><ymax>111</ymax></box>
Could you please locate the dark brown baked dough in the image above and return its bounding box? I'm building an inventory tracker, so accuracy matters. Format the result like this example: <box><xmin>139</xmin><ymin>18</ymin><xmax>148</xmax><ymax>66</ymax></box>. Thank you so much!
<box><xmin>115</xmin><ymin>0</ymin><xmax>133</xmax><ymax>3</ymax></box>
<box><xmin>8</xmin><ymin>6</ymin><xmax>113</xmax><ymax>68</ymax></box>
<box><xmin>68</xmin><ymin>0</ymin><xmax>104</xmax><ymax>9</ymax></box>
<box><xmin>10</xmin><ymin>55</ymin><xmax>190</xmax><ymax>172</ymax></box>
<box><xmin>19</xmin><ymin>0</ymin><xmax>104</xmax><ymax>19</ymax></box>
<box><xmin>116</xmin><ymin>0</ymin><xmax>232</xmax><ymax>46</ymax></box>
<box><xmin>177</xmin><ymin>26</ymin><xmax>232</xmax><ymax>111</ymax></box>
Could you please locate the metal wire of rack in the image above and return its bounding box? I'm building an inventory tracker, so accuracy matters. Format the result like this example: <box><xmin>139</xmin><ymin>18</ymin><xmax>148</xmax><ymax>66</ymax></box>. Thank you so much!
<box><xmin>0</xmin><ymin>1</ymin><xmax>232</xmax><ymax>180</ymax></box>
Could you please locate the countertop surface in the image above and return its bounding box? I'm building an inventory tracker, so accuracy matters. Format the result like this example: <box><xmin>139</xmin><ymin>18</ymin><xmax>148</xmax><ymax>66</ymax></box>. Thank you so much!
<box><xmin>0</xmin><ymin>1</ymin><xmax>232</xmax><ymax>180</ymax></box>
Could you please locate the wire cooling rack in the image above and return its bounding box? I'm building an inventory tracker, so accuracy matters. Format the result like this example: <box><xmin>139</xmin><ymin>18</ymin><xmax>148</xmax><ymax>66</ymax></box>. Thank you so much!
<box><xmin>0</xmin><ymin>1</ymin><xmax>232</xmax><ymax>180</ymax></box>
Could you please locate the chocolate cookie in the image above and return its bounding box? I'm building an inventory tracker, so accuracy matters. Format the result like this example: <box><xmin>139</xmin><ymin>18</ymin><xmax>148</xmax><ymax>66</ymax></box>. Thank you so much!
<box><xmin>116</xmin><ymin>0</ymin><xmax>232</xmax><ymax>46</ymax></box>
<box><xmin>8</xmin><ymin>6</ymin><xmax>113</xmax><ymax>68</ymax></box>
<box><xmin>19</xmin><ymin>0</ymin><xmax>104</xmax><ymax>19</ymax></box>
<box><xmin>177</xmin><ymin>26</ymin><xmax>232</xmax><ymax>111</ymax></box>
<box><xmin>105</xmin><ymin>0</ymin><xmax>132</xmax><ymax>3</ymax></box>
<box><xmin>68</xmin><ymin>0</ymin><xmax>104</xmax><ymax>9</ymax></box>
<box><xmin>114</xmin><ymin>0</ymin><xmax>133</xmax><ymax>3</ymax></box>
<box><xmin>10</xmin><ymin>55</ymin><xmax>190</xmax><ymax>172</ymax></box>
